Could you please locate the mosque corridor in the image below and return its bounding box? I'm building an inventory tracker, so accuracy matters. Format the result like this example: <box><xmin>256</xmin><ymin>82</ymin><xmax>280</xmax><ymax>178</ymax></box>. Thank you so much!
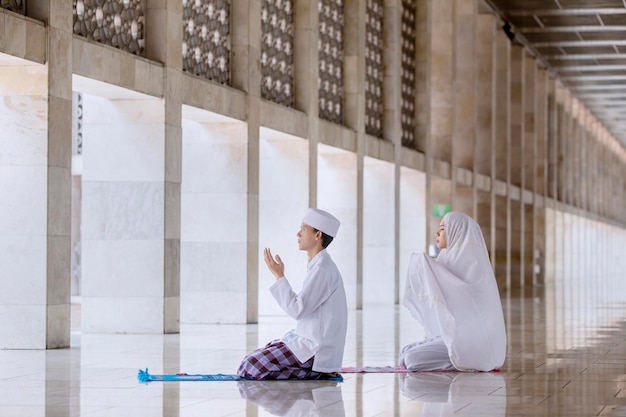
<box><xmin>0</xmin><ymin>271</ymin><xmax>624</xmax><ymax>417</ymax></box>
<box><xmin>2</xmin><ymin>2</ymin><xmax>626</xmax><ymax>415</ymax></box>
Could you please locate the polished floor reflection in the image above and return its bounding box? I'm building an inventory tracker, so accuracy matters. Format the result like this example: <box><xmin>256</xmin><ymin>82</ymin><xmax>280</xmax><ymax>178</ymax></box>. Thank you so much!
<box><xmin>1</xmin><ymin>282</ymin><xmax>625</xmax><ymax>416</ymax></box>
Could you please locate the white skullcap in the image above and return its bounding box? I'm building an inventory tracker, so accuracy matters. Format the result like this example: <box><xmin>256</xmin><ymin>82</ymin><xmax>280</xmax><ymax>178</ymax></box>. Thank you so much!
<box><xmin>302</xmin><ymin>208</ymin><xmax>340</xmax><ymax>238</ymax></box>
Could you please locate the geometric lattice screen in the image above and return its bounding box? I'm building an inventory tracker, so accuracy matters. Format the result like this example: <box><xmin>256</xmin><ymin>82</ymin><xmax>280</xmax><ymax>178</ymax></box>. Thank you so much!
<box><xmin>72</xmin><ymin>0</ymin><xmax>145</xmax><ymax>55</ymax></box>
<box><xmin>261</xmin><ymin>0</ymin><xmax>295</xmax><ymax>107</ymax></box>
<box><xmin>182</xmin><ymin>0</ymin><xmax>231</xmax><ymax>85</ymax></box>
<box><xmin>365</xmin><ymin>0</ymin><xmax>384</xmax><ymax>138</ymax></box>
<box><xmin>318</xmin><ymin>0</ymin><xmax>344</xmax><ymax>124</ymax></box>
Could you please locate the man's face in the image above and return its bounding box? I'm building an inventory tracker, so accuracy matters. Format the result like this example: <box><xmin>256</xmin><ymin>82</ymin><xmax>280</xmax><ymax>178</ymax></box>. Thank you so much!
<box><xmin>297</xmin><ymin>223</ymin><xmax>320</xmax><ymax>251</ymax></box>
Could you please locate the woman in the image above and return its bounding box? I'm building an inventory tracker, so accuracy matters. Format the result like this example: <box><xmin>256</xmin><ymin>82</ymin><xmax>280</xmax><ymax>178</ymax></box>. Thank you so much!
<box><xmin>399</xmin><ymin>211</ymin><xmax>506</xmax><ymax>372</ymax></box>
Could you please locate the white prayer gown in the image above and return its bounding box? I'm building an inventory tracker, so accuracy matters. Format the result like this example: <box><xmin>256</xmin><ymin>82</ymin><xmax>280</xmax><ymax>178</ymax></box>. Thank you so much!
<box><xmin>403</xmin><ymin>212</ymin><xmax>506</xmax><ymax>371</ymax></box>
<box><xmin>270</xmin><ymin>249</ymin><xmax>348</xmax><ymax>373</ymax></box>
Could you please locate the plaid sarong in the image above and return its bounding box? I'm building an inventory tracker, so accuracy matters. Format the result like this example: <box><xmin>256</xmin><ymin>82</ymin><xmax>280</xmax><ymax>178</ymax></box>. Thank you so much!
<box><xmin>237</xmin><ymin>340</ymin><xmax>322</xmax><ymax>380</ymax></box>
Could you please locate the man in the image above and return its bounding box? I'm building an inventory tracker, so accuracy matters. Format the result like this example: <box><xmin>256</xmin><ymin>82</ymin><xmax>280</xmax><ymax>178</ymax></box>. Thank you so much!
<box><xmin>237</xmin><ymin>208</ymin><xmax>348</xmax><ymax>380</ymax></box>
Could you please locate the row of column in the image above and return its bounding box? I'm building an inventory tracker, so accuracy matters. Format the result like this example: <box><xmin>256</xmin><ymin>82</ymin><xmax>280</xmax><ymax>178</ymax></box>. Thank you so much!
<box><xmin>417</xmin><ymin>0</ymin><xmax>625</xmax><ymax>289</ymax></box>
<box><xmin>417</xmin><ymin>1</ymin><xmax>553</xmax><ymax>289</ymax></box>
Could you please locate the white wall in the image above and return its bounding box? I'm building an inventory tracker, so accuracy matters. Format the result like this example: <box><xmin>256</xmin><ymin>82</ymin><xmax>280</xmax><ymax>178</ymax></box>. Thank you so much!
<box><xmin>180</xmin><ymin>108</ymin><xmax>248</xmax><ymax>324</ymax></box>
<box><xmin>318</xmin><ymin>144</ymin><xmax>358</xmax><ymax>309</ymax></box>
<box><xmin>363</xmin><ymin>156</ymin><xmax>395</xmax><ymax>305</ymax></box>
<box><xmin>258</xmin><ymin>128</ymin><xmax>309</xmax><ymax>316</ymax></box>
<box><xmin>399</xmin><ymin>167</ymin><xmax>427</xmax><ymax>302</ymax></box>
<box><xmin>80</xmin><ymin>93</ymin><xmax>166</xmax><ymax>333</ymax></box>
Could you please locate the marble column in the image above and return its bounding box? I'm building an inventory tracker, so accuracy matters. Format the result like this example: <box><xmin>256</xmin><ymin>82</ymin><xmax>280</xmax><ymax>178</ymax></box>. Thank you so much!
<box><xmin>546</xmin><ymin>79</ymin><xmax>558</xmax><ymax>202</ymax></box>
<box><xmin>344</xmin><ymin>0</ymin><xmax>366</xmax><ymax>309</ymax></box>
<box><xmin>533</xmin><ymin>68</ymin><xmax>548</xmax><ymax>286</ymax></box>
<box><xmin>46</xmin><ymin>0</ymin><xmax>73</xmax><ymax>348</ymax></box>
<box><xmin>385</xmin><ymin>0</ymin><xmax>403</xmax><ymax>304</ymax></box>
<box><xmin>555</xmin><ymin>85</ymin><xmax>566</xmax><ymax>204</ymax></box>
<box><xmin>493</xmin><ymin>23</ymin><xmax>510</xmax><ymax>290</ymax></box>
<box><xmin>232</xmin><ymin>0</ymin><xmax>261</xmax><ymax>323</ymax></box>
<box><xmin>509</xmin><ymin>44</ymin><xmax>523</xmax><ymax>287</ymax></box>
<box><xmin>475</xmin><ymin>11</ymin><xmax>495</xmax><ymax>260</ymax></box>
<box><xmin>0</xmin><ymin>3</ymin><xmax>72</xmax><ymax>349</ymax></box>
<box><xmin>415</xmin><ymin>0</ymin><xmax>429</xmax><ymax>155</ymax></box>
<box><xmin>451</xmin><ymin>0</ymin><xmax>476</xmax><ymax>216</ymax></box>
<box><xmin>587</xmin><ymin>122</ymin><xmax>596</xmax><ymax>216</ymax></box>
<box><xmin>562</xmin><ymin>92</ymin><xmax>574</xmax><ymax>206</ymax></box>
<box><xmin>429</xmin><ymin>0</ymin><xmax>453</xmax><ymax>164</ymax></box>
<box><xmin>145</xmin><ymin>1</ymin><xmax>184</xmax><ymax>334</ymax></box>
<box><xmin>521</xmin><ymin>52</ymin><xmax>536</xmax><ymax>287</ymax></box>
<box><xmin>426</xmin><ymin>0</ymin><xmax>454</xmax><ymax>242</ymax></box>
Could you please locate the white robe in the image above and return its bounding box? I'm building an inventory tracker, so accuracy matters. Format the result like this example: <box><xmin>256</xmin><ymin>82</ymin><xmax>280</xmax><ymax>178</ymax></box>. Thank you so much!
<box><xmin>403</xmin><ymin>212</ymin><xmax>507</xmax><ymax>371</ymax></box>
<box><xmin>270</xmin><ymin>249</ymin><xmax>348</xmax><ymax>373</ymax></box>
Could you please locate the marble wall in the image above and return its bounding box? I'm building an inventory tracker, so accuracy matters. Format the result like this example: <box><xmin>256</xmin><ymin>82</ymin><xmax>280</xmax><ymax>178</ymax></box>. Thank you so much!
<box><xmin>318</xmin><ymin>144</ymin><xmax>358</xmax><ymax>309</ymax></box>
<box><xmin>80</xmin><ymin>93</ymin><xmax>166</xmax><ymax>333</ymax></box>
<box><xmin>180</xmin><ymin>111</ymin><xmax>248</xmax><ymax>324</ymax></box>
<box><xmin>399</xmin><ymin>167</ymin><xmax>427</xmax><ymax>300</ymax></box>
<box><xmin>363</xmin><ymin>156</ymin><xmax>395</xmax><ymax>305</ymax></box>
<box><xmin>0</xmin><ymin>61</ymin><xmax>49</xmax><ymax>348</ymax></box>
<box><xmin>258</xmin><ymin>128</ymin><xmax>309</xmax><ymax>316</ymax></box>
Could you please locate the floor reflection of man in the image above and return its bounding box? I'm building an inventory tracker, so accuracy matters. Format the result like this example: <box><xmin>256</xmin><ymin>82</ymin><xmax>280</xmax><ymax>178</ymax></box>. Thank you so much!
<box><xmin>399</xmin><ymin>372</ymin><xmax>507</xmax><ymax>416</ymax></box>
<box><xmin>238</xmin><ymin>380</ymin><xmax>346</xmax><ymax>417</ymax></box>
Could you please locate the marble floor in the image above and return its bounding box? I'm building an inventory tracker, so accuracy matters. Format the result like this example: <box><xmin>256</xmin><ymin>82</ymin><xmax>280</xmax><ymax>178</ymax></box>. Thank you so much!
<box><xmin>1</xmin><ymin>281</ymin><xmax>625</xmax><ymax>417</ymax></box>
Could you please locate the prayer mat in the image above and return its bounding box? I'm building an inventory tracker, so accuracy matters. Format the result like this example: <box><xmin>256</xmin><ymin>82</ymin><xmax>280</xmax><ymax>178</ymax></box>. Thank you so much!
<box><xmin>340</xmin><ymin>366</ymin><xmax>412</xmax><ymax>373</ymax></box>
<box><xmin>137</xmin><ymin>368</ymin><xmax>344</xmax><ymax>383</ymax></box>
<box><xmin>340</xmin><ymin>366</ymin><xmax>500</xmax><ymax>373</ymax></box>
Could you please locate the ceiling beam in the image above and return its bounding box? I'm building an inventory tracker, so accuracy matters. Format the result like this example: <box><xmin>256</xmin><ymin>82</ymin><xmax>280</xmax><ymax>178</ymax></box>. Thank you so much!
<box><xmin>520</xmin><ymin>26</ymin><xmax>626</xmax><ymax>33</ymax></box>
<box><xmin>507</xmin><ymin>8</ymin><xmax>626</xmax><ymax>17</ymax></box>
<box><xmin>547</xmin><ymin>54</ymin><xmax>626</xmax><ymax>60</ymax></box>
<box><xmin>570</xmin><ymin>85</ymin><xmax>626</xmax><ymax>91</ymax></box>
<box><xmin>555</xmin><ymin>65</ymin><xmax>626</xmax><ymax>72</ymax></box>
<box><xmin>534</xmin><ymin>40</ymin><xmax>626</xmax><ymax>47</ymax></box>
<box><xmin>576</xmin><ymin>92</ymin><xmax>626</xmax><ymax>98</ymax></box>
<box><xmin>585</xmin><ymin>97</ymin><xmax>626</xmax><ymax>103</ymax></box>
<box><xmin>484</xmin><ymin>1</ymin><xmax>626</xmax><ymax>147</ymax></box>
<box><xmin>582</xmin><ymin>103</ymin><xmax>626</xmax><ymax>109</ymax></box>
<box><xmin>560</xmin><ymin>75</ymin><xmax>626</xmax><ymax>81</ymax></box>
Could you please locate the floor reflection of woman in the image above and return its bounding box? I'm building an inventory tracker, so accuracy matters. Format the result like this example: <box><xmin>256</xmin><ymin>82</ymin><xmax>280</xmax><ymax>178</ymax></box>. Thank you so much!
<box><xmin>399</xmin><ymin>372</ymin><xmax>507</xmax><ymax>416</ymax></box>
<box><xmin>399</xmin><ymin>212</ymin><xmax>506</xmax><ymax>372</ymax></box>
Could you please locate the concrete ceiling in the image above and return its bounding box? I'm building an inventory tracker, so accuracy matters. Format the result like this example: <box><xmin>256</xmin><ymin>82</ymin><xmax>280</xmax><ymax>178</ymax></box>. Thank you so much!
<box><xmin>485</xmin><ymin>0</ymin><xmax>626</xmax><ymax>149</ymax></box>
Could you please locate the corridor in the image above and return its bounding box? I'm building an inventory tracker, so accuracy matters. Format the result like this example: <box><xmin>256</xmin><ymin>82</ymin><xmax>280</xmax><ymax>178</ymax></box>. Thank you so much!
<box><xmin>0</xmin><ymin>275</ymin><xmax>624</xmax><ymax>416</ymax></box>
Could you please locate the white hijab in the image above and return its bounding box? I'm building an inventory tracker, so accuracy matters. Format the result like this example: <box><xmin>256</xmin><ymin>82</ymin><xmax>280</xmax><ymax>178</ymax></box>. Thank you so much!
<box><xmin>403</xmin><ymin>212</ymin><xmax>507</xmax><ymax>371</ymax></box>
